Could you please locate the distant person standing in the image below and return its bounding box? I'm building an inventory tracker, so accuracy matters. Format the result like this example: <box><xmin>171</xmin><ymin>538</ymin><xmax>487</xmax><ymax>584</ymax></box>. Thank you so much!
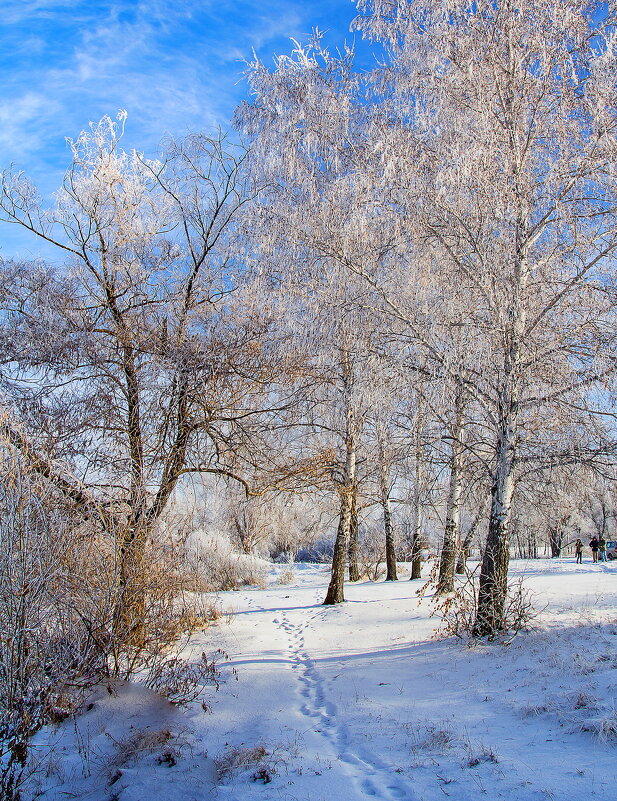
<box><xmin>575</xmin><ymin>539</ymin><xmax>584</xmax><ymax>564</ymax></box>
<box><xmin>599</xmin><ymin>537</ymin><xmax>607</xmax><ymax>562</ymax></box>
<box><xmin>589</xmin><ymin>536</ymin><xmax>599</xmax><ymax>563</ymax></box>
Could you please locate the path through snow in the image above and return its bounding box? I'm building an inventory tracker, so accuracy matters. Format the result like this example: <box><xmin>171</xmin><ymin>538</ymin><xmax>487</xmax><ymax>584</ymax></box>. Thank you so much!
<box><xmin>29</xmin><ymin>560</ymin><xmax>617</xmax><ymax>801</ymax></box>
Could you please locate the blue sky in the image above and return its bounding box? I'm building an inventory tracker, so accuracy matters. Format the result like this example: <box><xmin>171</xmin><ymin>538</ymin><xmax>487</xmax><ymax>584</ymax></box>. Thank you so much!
<box><xmin>0</xmin><ymin>0</ymin><xmax>361</xmax><ymax>259</ymax></box>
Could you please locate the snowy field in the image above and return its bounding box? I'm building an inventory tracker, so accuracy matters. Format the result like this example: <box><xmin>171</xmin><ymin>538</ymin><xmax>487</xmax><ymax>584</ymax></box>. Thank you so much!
<box><xmin>30</xmin><ymin>559</ymin><xmax>617</xmax><ymax>801</ymax></box>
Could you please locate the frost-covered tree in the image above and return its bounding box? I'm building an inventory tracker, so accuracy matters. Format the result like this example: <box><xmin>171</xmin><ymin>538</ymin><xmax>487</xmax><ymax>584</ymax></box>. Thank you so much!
<box><xmin>0</xmin><ymin>114</ymin><xmax>273</xmax><ymax>637</ymax></box>
<box><xmin>237</xmin><ymin>49</ymin><xmax>394</xmax><ymax>603</ymax></box>
<box><xmin>351</xmin><ymin>0</ymin><xmax>617</xmax><ymax>632</ymax></box>
<box><xmin>264</xmin><ymin>270</ymin><xmax>377</xmax><ymax>602</ymax></box>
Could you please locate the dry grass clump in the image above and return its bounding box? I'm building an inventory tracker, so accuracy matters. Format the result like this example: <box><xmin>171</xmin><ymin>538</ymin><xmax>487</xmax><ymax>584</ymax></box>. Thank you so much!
<box><xmin>105</xmin><ymin>726</ymin><xmax>187</xmax><ymax>788</ymax></box>
<box><xmin>112</xmin><ymin>727</ymin><xmax>174</xmax><ymax>767</ymax></box>
<box><xmin>215</xmin><ymin>745</ymin><xmax>269</xmax><ymax>781</ymax></box>
<box><xmin>411</xmin><ymin>723</ymin><xmax>457</xmax><ymax>754</ymax></box>
<box><xmin>214</xmin><ymin>741</ymin><xmax>297</xmax><ymax>785</ymax></box>
<box><xmin>580</xmin><ymin>713</ymin><xmax>617</xmax><ymax>742</ymax></box>
<box><xmin>423</xmin><ymin>726</ymin><xmax>457</xmax><ymax>751</ymax></box>
<box><xmin>276</xmin><ymin>568</ymin><xmax>295</xmax><ymax>585</ymax></box>
<box><xmin>573</xmin><ymin>692</ymin><xmax>598</xmax><ymax>711</ymax></box>
<box><xmin>466</xmin><ymin>744</ymin><xmax>499</xmax><ymax>767</ymax></box>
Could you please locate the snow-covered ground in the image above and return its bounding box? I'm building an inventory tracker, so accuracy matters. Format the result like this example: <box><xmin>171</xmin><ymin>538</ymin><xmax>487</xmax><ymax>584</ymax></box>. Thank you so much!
<box><xmin>29</xmin><ymin>559</ymin><xmax>617</xmax><ymax>800</ymax></box>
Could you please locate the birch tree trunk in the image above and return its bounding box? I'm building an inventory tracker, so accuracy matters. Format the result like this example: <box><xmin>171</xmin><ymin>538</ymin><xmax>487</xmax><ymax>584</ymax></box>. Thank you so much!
<box><xmin>474</xmin><ymin>244</ymin><xmax>525</xmax><ymax>632</ymax></box>
<box><xmin>436</xmin><ymin>385</ymin><xmax>465</xmax><ymax>594</ymax></box>
<box><xmin>324</xmin><ymin>446</ymin><xmax>356</xmax><ymax>604</ymax></box>
<box><xmin>472</xmin><ymin>22</ymin><xmax>530</xmax><ymax>632</ymax></box>
<box><xmin>456</xmin><ymin>505</ymin><xmax>484</xmax><ymax>574</ymax></box>
<box><xmin>348</xmin><ymin>490</ymin><xmax>360</xmax><ymax>582</ymax></box>
<box><xmin>378</xmin><ymin>437</ymin><xmax>397</xmax><ymax>581</ymax></box>
<box><xmin>409</xmin><ymin>410</ymin><xmax>424</xmax><ymax>580</ymax></box>
<box><xmin>325</xmin><ymin>351</ymin><xmax>358</xmax><ymax>605</ymax></box>
<box><xmin>383</xmin><ymin>491</ymin><xmax>397</xmax><ymax>581</ymax></box>
<box><xmin>473</xmin><ymin>425</ymin><xmax>517</xmax><ymax>634</ymax></box>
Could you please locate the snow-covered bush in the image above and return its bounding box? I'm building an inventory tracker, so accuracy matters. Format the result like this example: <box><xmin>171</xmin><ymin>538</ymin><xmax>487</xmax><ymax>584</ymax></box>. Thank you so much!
<box><xmin>183</xmin><ymin>530</ymin><xmax>269</xmax><ymax>591</ymax></box>
<box><xmin>0</xmin><ymin>445</ymin><xmax>225</xmax><ymax>799</ymax></box>
<box><xmin>0</xmin><ymin>451</ymin><xmax>103</xmax><ymax>799</ymax></box>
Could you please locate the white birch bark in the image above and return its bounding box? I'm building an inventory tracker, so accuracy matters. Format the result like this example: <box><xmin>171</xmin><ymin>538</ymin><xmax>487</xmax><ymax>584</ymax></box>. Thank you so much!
<box><xmin>325</xmin><ymin>350</ymin><xmax>358</xmax><ymax>604</ymax></box>
<box><xmin>436</xmin><ymin>384</ymin><xmax>465</xmax><ymax>594</ymax></box>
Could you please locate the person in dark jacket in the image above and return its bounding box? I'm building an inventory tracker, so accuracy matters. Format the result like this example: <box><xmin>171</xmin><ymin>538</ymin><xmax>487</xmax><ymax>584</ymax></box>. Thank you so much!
<box><xmin>575</xmin><ymin>539</ymin><xmax>584</xmax><ymax>564</ymax></box>
<box><xmin>599</xmin><ymin>537</ymin><xmax>607</xmax><ymax>562</ymax></box>
<box><xmin>589</xmin><ymin>537</ymin><xmax>599</xmax><ymax>563</ymax></box>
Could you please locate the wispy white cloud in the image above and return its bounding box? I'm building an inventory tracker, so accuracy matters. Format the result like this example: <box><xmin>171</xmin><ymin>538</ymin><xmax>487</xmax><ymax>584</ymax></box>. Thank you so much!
<box><xmin>0</xmin><ymin>93</ymin><xmax>63</xmax><ymax>159</ymax></box>
<box><xmin>0</xmin><ymin>0</ymin><xmax>357</xmax><ymax>257</ymax></box>
<box><xmin>2</xmin><ymin>0</ymin><xmax>85</xmax><ymax>25</ymax></box>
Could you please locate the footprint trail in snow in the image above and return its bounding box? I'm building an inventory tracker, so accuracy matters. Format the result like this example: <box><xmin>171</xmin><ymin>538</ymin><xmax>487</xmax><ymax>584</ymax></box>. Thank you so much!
<box><xmin>274</xmin><ymin>605</ymin><xmax>417</xmax><ymax>801</ymax></box>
